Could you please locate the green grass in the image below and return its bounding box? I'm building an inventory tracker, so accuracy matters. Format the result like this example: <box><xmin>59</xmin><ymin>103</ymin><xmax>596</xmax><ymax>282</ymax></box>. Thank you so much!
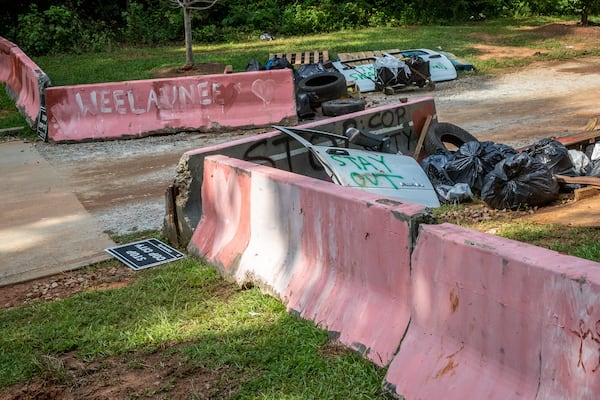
<box><xmin>497</xmin><ymin>222</ymin><xmax>600</xmax><ymax>260</ymax></box>
<box><xmin>433</xmin><ymin>202</ymin><xmax>600</xmax><ymax>263</ymax></box>
<box><xmin>0</xmin><ymin>84</ymin><xmax>29</xmax><ymax>131</ymax></box>
<box><xmin>0</xmin><ymin>259</ymin><xmax>384</xmax><ymax>397</ymax></box>
<box><xmin>25</xmin><ymin>16</ymin><xmax>598</xmax><ymax>86</ymax></box>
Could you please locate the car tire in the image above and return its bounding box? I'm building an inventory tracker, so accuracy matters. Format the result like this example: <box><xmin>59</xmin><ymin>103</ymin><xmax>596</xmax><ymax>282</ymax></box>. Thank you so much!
<box><xmin>423</xmin><ymin>122</ymin><xmax>478</xmax><ymax>155</ymax></box>
<box><xmin>297</xmin><ymin>72</ymin><xmax>347</xmax><ymax>106</ymax></box>
<box><xmin>321</xmin><ymin>98</ymin><xmax>366</xmax><ymax>116</ymax></box>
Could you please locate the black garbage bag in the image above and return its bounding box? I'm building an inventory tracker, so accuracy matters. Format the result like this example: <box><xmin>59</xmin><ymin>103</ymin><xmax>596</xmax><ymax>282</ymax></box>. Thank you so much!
<box><xmin>245</xmin><ymin>59</ymin><xmax>264</xmax><ymax>71</ymax></box>
<box><xmin>480</xmin><ymin>141</ymin><xmax>518</xmax><ymax>174</ymax></box>
<box><xmin>295</xmin><ymin>63</ymin><xmax>333</xmax><ymax>82</ymax></box>
<box><xmin>420</xmin><ymin>151</ymin><xmax>454</xmax><ymax>186</ymax></box>
<box><xmin>375</xmin><ymin>56</ymin><xmax>412</xmax><ymax>86</ymax></box>
<box><xmin>481</xmin><ymin>152</ymin><xmax>559</xmax><ymax>210</ymax></box>
<box><xmin>296</xmin><ymin>92</ymin><xmax>315</xmax><ymax>119</ymax></box>
<box><xmin>523</xmin><ymin>138</ymin><xmax>576</xmax><ymax>176</ymax></box>
<box><xmin>266</xmin><ymin>55</ymin><xmax>293</xmax><ymax>70</ymax></box>
<box><xmin>406</xmin><ymin>56</ymin><xmax>430</xmax><ymax>85</ymax></box>
<box><xmin>445</xmin><ymin>141</ymin><xmax>486</xmax><ymax>193</ymax></box>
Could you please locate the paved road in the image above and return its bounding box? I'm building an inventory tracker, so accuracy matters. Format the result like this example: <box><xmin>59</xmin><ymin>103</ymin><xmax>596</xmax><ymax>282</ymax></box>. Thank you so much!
<box><xmin>0</xmin><ymin>141</ymin><xmax>114</xmax><ymax>286</ymax></box>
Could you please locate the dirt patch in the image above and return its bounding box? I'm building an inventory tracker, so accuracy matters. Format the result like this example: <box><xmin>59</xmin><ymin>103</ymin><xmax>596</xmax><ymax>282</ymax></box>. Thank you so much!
<box><xmin>530</xmin><ymin>21</ymin><xmax>600</xmax><ymax>40</ymax></box>
<box><xmin>0</xmin><ymin>348</ymin><xmax>241</xmax><ymax>400</ymax></box>
<box><xmin>522</xmin><ymin>190</ymin><xmax>600</xmax><ymax>227</ymax></box>
<box><xmin>0</xmin><ymin>264</ymin><xmax>134</xmax><ymax>310</ymax></box>
<box><xmin>469</xmin><ymin>22</ymin><xmax>600</xmax><ymax>58</ymax></box>
<box><xmin>152</xmin><ymin>62</ymin><xmax>229</xmax><ymax>78</ymax></box>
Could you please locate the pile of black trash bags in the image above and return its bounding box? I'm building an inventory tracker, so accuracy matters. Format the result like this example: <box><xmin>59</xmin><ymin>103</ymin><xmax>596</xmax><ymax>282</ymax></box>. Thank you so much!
<box><xmin>421</xmin><ymin>137</ymin><xmax>600</xmax><ymax>210</ymax></box>
<box><xmin>246</xmin><ymin>56</ymin><xmax>335</xmax><ymax>83</ymax></box>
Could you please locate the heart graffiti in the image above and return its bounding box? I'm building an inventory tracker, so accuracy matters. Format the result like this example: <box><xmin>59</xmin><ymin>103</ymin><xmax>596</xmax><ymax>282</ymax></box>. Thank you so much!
<box><xmin>215</xmin><ymin>83</ymin><xmax>241</xmax><ymax>112</ymax></box>
<box><xmin>251</xmin><ymin>79</ymin><xmax>276</xmax><ymax>105</ymax></box>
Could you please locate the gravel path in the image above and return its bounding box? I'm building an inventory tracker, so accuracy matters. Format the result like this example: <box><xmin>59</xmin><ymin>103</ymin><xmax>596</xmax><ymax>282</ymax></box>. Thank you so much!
<box><xmin>32</xmin><ymin>56</ymin><xmax>600</xmax><ymax>236</ymax></box>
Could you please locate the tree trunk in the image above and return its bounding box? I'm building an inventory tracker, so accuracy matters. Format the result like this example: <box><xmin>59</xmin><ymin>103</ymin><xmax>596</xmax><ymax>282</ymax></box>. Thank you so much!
<box><xmin>184</xmin><ymin>7</ymin><xmax>194</xmax><ymax>66</ymax></box>
<box><xmin>581</xmin><ymin>9</ymin><xmax>589</xmax><ymax>26</ymax></box>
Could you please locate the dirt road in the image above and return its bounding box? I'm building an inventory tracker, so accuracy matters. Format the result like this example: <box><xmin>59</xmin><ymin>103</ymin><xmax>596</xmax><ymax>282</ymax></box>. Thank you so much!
<box><xmin>31</xmin><ymin>56</ymin><xmax>600</xmax><ymax>236</ymax></box>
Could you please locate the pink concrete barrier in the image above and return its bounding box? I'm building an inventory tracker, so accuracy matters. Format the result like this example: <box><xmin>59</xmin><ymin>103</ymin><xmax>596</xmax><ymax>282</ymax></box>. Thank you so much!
<box><xmin>3</xmin><ymin>46</ymin><xmax>50</xmax><ymax>130</ymax></box>
<box><xmin>189</xmin><ymin>154</ymin><xmax>433</xmax><ymax>366</ymax></box>
<box><xmin>385</xmin><ymin>223</ymin><xmax>600</xmax><ymax>399</ymax></box>
<box><xmin>45</xmin><ymin>69</ymin><xmax>296</xmax><ymax>142</ymax></box>
<box><xmin>0</xmin><ymin>37</ymin><xmax>17</xmax><ymax>82</ymax></box>
<box><xmin>164</xmin><ymin>98</ymin><xmax>438</xmax><ymax>247</ymax></box>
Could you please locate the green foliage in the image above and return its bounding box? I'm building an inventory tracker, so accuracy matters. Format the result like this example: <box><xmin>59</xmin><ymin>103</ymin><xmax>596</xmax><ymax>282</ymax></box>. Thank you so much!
<box><xmin>194</xmin><ymin>24</ymin><xmax>224</xmax><ymax>43</ymax></box>
<box><xmin>564</xmin><ymin>0</ymin><xmax>600</xmax><ymax>24</ymax></box>
<box><xmin>4</xmin><ymin>0</ymin><xmax>599</xmax><ymax>52</ymax></box>
<box><xmin>16</xmin><ymin>5</ymin><xmax>79</xmax><ymax>55</ymax></box>
<box><xmin>14</xmin><ymin>4</ymin><xmax>116</xmax><ymax>55</ymax></box>
<box><xmin>121</xmin><ymin>1</ymin><xmax>183</xmax><ymax>45</ymax></box>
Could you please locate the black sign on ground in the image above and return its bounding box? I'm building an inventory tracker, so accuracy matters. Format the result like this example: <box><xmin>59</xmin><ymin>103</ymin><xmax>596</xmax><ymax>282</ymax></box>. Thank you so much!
<box><xmin>36</xmin><ymin>106</ymin><xmax>48</xmax><ymax>142</ymax></box>
<box><xmin>105</xmin><ymin>238</ymin><xmax>186</xmax><ymax>270</ymax></box>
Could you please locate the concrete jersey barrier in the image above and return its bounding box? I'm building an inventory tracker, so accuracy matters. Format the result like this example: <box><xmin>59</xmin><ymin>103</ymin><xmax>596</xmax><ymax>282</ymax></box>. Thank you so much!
<box><xmin>45</xmin><ymin>69</ymin><xmax>297</xmax><ymax>142</ymax></box>
<box><xmin>385</xmin><ymin>223</ymin><xmax>600</xmax><ymax>399</ymax></box>
<box><xmin>188</xmin><ymin>154</ymin><xmax>433</xmax><ymax>366</ymax></box>
<box><xmin>0</xmin><ymin>37</ymin><xmax>17</xmax><ymax>82</ymax></box>
<box><xmin>163</xmin><ymin>98</ymin><xmax>437</xmax><ymax>247</ymax></box>
<box><xmin>0</xmin><ymin>38</ymin><xmax>50</xmax><ymax>131</ymax></box>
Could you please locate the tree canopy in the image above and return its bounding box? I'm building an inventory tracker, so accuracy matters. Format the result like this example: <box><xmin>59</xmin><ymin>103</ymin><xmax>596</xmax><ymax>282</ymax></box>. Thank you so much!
<box><xmin>1</xmin><ymin>0</ymin><xmax>597</xmax><ymax>56</ymax></box>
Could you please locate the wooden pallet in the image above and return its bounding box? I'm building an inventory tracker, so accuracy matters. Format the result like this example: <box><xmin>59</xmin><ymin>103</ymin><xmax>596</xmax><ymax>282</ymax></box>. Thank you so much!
<box><xmin>337</xmin><ymin>49</ymin><xmax>401</xmax><ymax>64</ymax></box>
<box><xmin>268</xmin><ymin>50</ymin><xmax>329</xmax><ymax>65</ymax></box>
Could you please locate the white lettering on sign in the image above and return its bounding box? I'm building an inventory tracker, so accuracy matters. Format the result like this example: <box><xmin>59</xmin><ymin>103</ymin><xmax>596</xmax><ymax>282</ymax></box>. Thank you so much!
<box><xmin>126</xmin><ymin>250</ymin><xmax>146</xmax><ymax>262</ymax></box>
<box><xmin>135</xmin><ymin>243</ymin><xmax>167</xmax><ymax>261</ymax></box>
<box><xmin>74</xmin><ymin>81</ymin><xmax>241</xmax><ymax>116</ymax></box>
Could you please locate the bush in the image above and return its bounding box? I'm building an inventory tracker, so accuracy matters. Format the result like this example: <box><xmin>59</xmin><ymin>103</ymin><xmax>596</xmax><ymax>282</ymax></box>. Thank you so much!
<box><xmin>122</xmin><ymin>1</ymin><xmax>182</xmax><ymax>45</ymax></box>
<box><xmin>194</xmin><ymin>24</ymin><xmax>223</xmax><ymax>43</ymax></box>
<box><xmin>17</xmin><ymin>5</ymin><xmax>80</xmax><ymax>55</ymax></box>
<box><xmin>281</xmin><ymin>4</ymin><xmax>331</xmax><ymax>35</ymax></box>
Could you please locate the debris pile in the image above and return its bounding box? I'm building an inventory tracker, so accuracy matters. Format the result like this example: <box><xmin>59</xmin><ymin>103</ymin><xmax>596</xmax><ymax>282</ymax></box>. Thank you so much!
<box><xmin>421</xmin><ymin>126</ymin><xmax>600</xmax><ymax>210</ymax></box>
<box><xmin>246</xmin><ymin>54</ymin><xmax>366</xmax><ymax>120</ymax></box>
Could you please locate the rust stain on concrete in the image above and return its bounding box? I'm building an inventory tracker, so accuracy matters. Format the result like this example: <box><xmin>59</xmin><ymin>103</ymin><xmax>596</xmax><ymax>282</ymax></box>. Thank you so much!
<box><xmin>450</xmin><ymin>288</ymin><xmax>459</xmax><ymax>313</ymax></box>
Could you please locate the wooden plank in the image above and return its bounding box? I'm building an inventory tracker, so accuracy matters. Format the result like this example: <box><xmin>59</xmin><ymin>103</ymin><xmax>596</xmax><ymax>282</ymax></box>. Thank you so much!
<box><xmin>583</xmin><ymin>117</ymin><xmax>598</xmax><ymax>131</ymax></box>
<box><xmin>269</xmin><ymin>50</ymin><xmax>328</xmax><ymax>65</ymax></box>
<box><xmin>559</xmin><ymin>128</ymin><xmax>600</xmax><ymax>151</ymax></box>
<box><xmin>574</xmin><ymin>186</ymin><xmax>600</xmax><ymax>201</ymax></box>
<box><xmin>555</xmin><ymin>174</ymin><xmax>600</xmax><ymax>188</ymax></box>
<box><xmin>414</xmin><ymin>115</ymin><xmax>433</xmax><ymax>159</ymax></box>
